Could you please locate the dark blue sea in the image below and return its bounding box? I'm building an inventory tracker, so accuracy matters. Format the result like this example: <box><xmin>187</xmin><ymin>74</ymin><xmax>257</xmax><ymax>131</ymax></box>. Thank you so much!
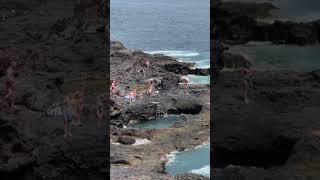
<box><xmin>111</xmin><ymin>0</ymin><xmax>210</xmax><ymax>68</ymax></box>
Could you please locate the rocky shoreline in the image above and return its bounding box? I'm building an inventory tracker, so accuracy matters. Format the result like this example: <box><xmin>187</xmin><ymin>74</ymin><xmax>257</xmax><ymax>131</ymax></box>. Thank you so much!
<box><xmin>110</xmin><ymin>41</ymin><xmax>210</xmax><ymax>179</ymax></box>
<box><xmin>213</xmin><ymin>1</ymin><xmax>320</xmax><ymax>179</ymax></box>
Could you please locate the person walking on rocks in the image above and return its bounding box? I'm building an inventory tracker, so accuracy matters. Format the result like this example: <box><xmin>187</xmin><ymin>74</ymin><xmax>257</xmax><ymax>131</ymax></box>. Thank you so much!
<box><xmin>239</xmin><ymin>67</ymin><xmax>251</xmax><ymax>104</ymax></box>
<box><xmin>5</xmin><ymin>61</ymin><xmax>17</xmax><ymax>111</ymax></box>
<box><xmin>62</xmin><ymin>94</ymin><xmax>76</xmax><ymax>138</ymax></box>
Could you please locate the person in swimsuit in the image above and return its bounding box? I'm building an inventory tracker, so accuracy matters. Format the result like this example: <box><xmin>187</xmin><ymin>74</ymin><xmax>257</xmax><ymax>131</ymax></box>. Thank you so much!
<box><xmin>180</xmin><ymin>76</ymin><xmax>189</xmax><ymax>95</ymax></box>
<box><xmin>142</xmin><ymin>59</ymin><xmax>150</xmax><ymax>75</ymax></box>
<box><xmin>96</xmin><ymin>95</ymin><xmax>104</xmax><ymax>128</ymax></box>
<box><xmin>110</xmin><ymin>80</ymin><xmax>117</xmax><ymax>95</ymax></box>
<box><xmin>62</xmin><ymin>94</ymin><xmax>75</xmax><ymax>138</ymax></box>
<box><xmin>129</xmin><ymin>90</ymin><xmax>136</xmax><ymax>105</ymax></box>
<box><xmin>5</xmin><ymin>61</ymin><xmax>17</xmax><ymax>111</ymax></box>
<box><xmin>73</xmin><ymin>91</ymin><xmax>84</xmax><ymax>126</ymax></box>
<box><xmin>239</xmin><ymin>67</ymin><xmax>251</xmax><ymax>104</ymax></box>
<box><xmin>144</xmin><ymin>60</ymin><xmax>150</xmax><ymax>70</ymax></box>
<box><xmin>147</xmin><ymin>81</ymin><xmax>155</xmax><ymax>98</ymax></box>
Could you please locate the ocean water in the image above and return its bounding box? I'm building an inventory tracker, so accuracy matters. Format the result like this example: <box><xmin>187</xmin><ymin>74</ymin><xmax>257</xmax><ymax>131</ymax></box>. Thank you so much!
<box><xmin>111</xmin><ymin>0</ymin><xmax>210</xmax><ymax>68</ymax></box>
<box><xmin>132</xmin><ymin>115</ymin><xmax>182</xmax><ymax>129</ymax></box>
<box><xmin>231</xmin><ymin>42</ymin><xmax>320</xmax><ymax>71</ymax></box>
<box><xmin>166</xmin><ymin>143</ymin><xmax>210</xmax><ymax>178</ymax></box>
<box><xmin>187</xmin><ymin>75</ymin><xmax>210</xmax><ymax>85</ymax></box>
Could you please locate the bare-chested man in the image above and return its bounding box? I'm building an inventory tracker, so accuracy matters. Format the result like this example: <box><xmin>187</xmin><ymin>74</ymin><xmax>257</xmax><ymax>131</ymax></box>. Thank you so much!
<box><xmin>5</xmin><ymin>61</ymin><xmax>17</xmax><ymax>110</ymax></box>
<box><xmin>239</xmin><ymin>67</ymin><xmax>251</xmax><ymax>104</ymax></box>
<box><xmin>73</xmin><ymin>91</ymin><xmax>84</xmax><ymax>126</ymax></box>
<box><xmin>62</xmin><ymin>94</ymin><xmax>75</xmax><ymax>138</ymax></box>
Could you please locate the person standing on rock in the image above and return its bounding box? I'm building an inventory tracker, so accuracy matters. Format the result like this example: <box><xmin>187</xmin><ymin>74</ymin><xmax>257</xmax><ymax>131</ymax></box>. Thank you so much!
<box><xmin>73</xmin><ymin>91</ymin><xmax>84</xmax><ymax>126</ymax></box>
<box><xmin>148</xmin><ymin>81</ymin><xmax>155</xmax><ymax>98</ymax></box>
<box><xmin>110</xmin><ymin>80</ymin><xmax>117</xmax><ymax>95</ymax></box>
<box><xmin>129</xmin><ymin>89</ymin><xmax>137</xmax><ymax>105</ymax></box>
<box><xmin>239</xmin><ymin>67</ymin><xmax>251</xmax><ymax>104</ymax></box>
<box><xmin>96</xmin><ymin>95</ymin><xmax>104</xmax><ymax>128</ymax></box>
<box><xmin>62</xmin><ymin>94</ymin><xmax>75</xmax><ymax>138</ymax></box>
<box><xmin>5</xmin><ymin>61</ymin><xmax>17</xmax><ymax>111</ymax></box>
<box><xmin>180</xmin><ymin>76</ymin><xmax>189</xmax><ymax>95</ymax></box>
<box><xmin>142</xmin><ymin>59</ymin><xmax>150</xmax><ymax>75</ymax></box>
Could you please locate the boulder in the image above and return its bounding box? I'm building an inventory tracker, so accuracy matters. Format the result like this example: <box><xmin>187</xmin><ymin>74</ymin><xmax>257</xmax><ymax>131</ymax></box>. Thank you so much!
<box><xmin>117</xmin><ymin>136</ymin><xmax>136</xmax><ymax>145</ymax></box>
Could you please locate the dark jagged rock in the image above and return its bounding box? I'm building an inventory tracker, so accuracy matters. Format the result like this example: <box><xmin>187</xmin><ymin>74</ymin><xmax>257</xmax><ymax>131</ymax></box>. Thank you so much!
<box><xmin>117</xmin><ymin>136</ymin><xmax>136</xmax><ymax>145</ymax></box>
<box><xmin>214</xmin><ymin>1</ymin><xmax>320</xmax><ymax>45</ymax></box>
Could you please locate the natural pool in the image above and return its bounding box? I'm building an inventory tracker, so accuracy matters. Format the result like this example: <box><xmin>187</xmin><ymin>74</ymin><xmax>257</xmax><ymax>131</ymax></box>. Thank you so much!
<box><xmin>166</xmin><ymin>143</ymin><xmax>210</xmax><ymax>178</ymax></box>
<box><xmin>131</xmin><ymin>115</ymin><xmax>184</xmax><ymax>129</ymax></box>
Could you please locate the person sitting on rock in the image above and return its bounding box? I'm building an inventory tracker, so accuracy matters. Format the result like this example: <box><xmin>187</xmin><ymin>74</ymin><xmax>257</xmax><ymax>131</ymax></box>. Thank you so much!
<box><xmin>180</xmin><ymin>76</ymin><xmax>189</xmax><ymax>95</ymax></box>
<box><xmin>239</xmin><ymin>67</ymin><xmax>251</xmax><ymax>104</ymax></box>
<box><xmin>96</xmin><ymin>95</ymin><xmax>104</xmax><ymax>128</ymax></box>
<box><xmin>4</xmin><ymin>61</ymin><xmax>17</xmax><ymax>111</ymax></box>
<box><xmin>62</xmin><ymin>94</ymin><xmax>76</xmax><ymax>138</ymax></box>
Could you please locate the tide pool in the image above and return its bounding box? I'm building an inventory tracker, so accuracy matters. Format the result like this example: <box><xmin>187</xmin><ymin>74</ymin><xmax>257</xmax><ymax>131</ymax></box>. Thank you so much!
<box><xmin>166</xmin><ymin>143</ymin><xmax>210</xmax><ymax>178</ymax></box>
<box><xmin>132</xmin><ymin>115</ymin><xmax>183</xmax><ymax>129</ymax></box>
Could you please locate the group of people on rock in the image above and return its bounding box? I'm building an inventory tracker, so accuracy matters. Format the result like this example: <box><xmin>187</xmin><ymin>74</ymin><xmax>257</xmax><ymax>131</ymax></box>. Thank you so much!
<box><xmin>110</xmin><ymin>58</ymin><xmax>191</xmax><ymax>106</ymax></box>
<box><xmin>110</xmin><ymin>77</ymin><xmax>158</xmax><ymax>106</ymax></box>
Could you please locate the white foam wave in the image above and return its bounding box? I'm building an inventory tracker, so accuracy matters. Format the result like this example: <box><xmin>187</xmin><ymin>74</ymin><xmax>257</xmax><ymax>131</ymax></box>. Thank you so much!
<box><xmin>190</xmin><ymin>165</ymin><xmax>210</xmax><ymax>177</ymax></box>
<box><xmin>165</xmin><ymin>151</ymin><xmax>179</xmax><ymax>165</ymax></box>
<box><xmin>145</xmin><ymin>50</ymin><xmax>199</xmax><ymax>57</ymax></box>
